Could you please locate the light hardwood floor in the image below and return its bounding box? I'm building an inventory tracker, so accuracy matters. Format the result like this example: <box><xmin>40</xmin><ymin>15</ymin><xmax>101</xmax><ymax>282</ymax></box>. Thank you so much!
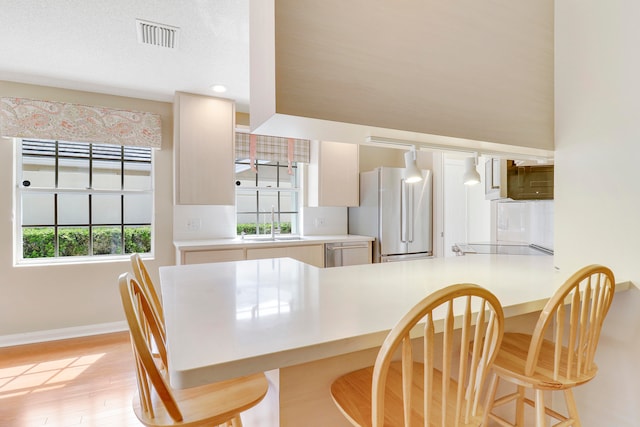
<box><xmin>0</xmin><ymin>332</ymin><xmax>279</xmax><ymax>427</ymax></box>
<box><xmin>0</xmin><ymin>332</ymin><xmax>142</xmax><ymax>427</ymax></box>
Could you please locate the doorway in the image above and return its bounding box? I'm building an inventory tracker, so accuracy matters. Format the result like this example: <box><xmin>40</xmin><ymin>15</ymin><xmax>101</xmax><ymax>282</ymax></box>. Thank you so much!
<box><xmin>442</xmin><ymin>154</ymin><xmax>491</xmax><ymax>257</ymax></box>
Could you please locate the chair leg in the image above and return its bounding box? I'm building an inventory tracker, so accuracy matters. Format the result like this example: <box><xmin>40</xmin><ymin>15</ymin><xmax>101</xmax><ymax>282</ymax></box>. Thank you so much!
<box><xmin>515</xmin><ymin>385</ymin><xmax>525</xmax><ymax>427</ymax></box>
<box><xmin>534</xmin><ymin>389</ymin><xmax>547</xmax><ymax>427</ymax></box>
<box><xmin>231</xmin><ymin>414</ymin><xmax>243</xmax><ymax>427</ymax></box>
<box><xmin>216</xmin><ymin>417</ymin><xmax>242</xmax><ymax>427</ymax></box>
<box><xmin>564</xmin><ymin>389</ymin><xmax>581</xmax><ymax>427</ymax></box>
<box><xmin>482</xmin><ymin>372</ymin><xmax>499</xmax><ymax>426</ymax></box>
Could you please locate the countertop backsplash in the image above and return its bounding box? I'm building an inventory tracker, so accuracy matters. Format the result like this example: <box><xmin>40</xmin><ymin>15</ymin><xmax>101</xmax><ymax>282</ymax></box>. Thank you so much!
<box><xmin>173</xmin><ymin>204</ymin><xmax>236</xmax><ymax>240</ymax></box>
<box><xmin>301</xmin><ymin>206</ymin><xmax>348</xmax><ymax>236</ymax></box>
<box><xmin>495</xmin><ymin>199</ymin><xmax>554</xmax><ymax>250</ymax></box>
<box><xmin>173</xmin><ymin>205</ymin><xmax>351</xmax><ymax>240</ymax></box>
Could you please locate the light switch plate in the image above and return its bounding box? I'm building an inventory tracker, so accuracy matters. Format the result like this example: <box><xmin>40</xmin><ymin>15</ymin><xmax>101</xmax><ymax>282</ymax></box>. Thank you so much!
<box><xmin>186</xmin><ymin>218</ymin><xmax>201</xmax><ymax>231</ymax></box>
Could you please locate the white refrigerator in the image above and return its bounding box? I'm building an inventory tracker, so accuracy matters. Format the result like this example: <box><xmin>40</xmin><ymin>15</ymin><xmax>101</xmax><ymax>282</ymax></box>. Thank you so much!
<box><xmin>348</xmin><ymin>167</ymin><xmax>433</xmax><ymax>262</ymax></box>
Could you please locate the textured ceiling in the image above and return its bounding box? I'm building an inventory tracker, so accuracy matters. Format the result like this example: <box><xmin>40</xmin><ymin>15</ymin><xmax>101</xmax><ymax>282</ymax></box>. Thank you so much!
<box><xmin>0</xmin><ymin>0</ymin><xmax>250</xmax><ymax>110</ymax></box>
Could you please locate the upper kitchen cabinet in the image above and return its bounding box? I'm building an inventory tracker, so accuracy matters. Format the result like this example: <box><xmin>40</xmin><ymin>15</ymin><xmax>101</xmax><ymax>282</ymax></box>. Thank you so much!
<box><xmin>507</xmin><ymin>162</ymin><xmax>554</xmax><ymax>200</ymax></box>
<box><xmin>174</xmin><ymin>92</ymin><xmax>235</xmax><ymax>205</ymax></box>
<box><xmin>485</xmin><ymin>159</ymin><xmax>554</xmax><ymax>200</ymax></box>
<box><xmin>308</xmin><ymin>140</ymin><xmax>359</xmax><ymax>207</ymax></box>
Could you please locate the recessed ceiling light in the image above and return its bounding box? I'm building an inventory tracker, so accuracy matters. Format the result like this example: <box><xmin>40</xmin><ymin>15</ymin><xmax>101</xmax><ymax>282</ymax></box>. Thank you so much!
<box><xmin>211</xmin><ymin>84</ymin><xmax>227</xmax><ymax>93</ymax></box>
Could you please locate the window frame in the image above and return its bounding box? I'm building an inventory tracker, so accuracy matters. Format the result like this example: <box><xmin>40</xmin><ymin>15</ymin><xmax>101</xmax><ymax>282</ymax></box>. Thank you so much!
<box><xmin>14</xmin><ymin>138</ymin><xmax>155</xmax><ymax>265</ymax></box>
<box><xmin>235</xmin><ymin>159</ymin><xmax>300</xmax><ymax>236</ymax></box>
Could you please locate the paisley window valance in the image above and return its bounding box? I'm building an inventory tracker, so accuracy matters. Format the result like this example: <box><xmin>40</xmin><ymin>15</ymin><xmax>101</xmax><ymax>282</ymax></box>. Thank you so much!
<box><xmin>0</xmin><ymin>97</ymin><xmax>162</xmax><ymax>148</ymax></box>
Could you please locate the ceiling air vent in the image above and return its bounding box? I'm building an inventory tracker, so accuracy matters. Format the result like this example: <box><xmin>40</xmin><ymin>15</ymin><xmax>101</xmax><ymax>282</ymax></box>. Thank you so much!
<box><xmin>136</xmin><ymin>19</ymin><xmax>179</xmax><ymax>49</ymax></box>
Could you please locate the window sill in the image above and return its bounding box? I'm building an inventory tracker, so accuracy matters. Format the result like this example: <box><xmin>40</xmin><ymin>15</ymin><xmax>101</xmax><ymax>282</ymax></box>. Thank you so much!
<box><xmin>14</xmin><ymin>253</ymin><xmax>154</xmax><ymax>268</ymax></box>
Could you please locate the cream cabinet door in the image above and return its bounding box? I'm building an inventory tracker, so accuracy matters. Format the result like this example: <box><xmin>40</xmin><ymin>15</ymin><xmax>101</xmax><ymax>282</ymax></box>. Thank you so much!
<box><xmin>174</xmin><ymin>92</ymin><xmax>235</xmax><ymax>205</ymax></box>
<box><xmin>182</xmin><ymin>249</ymin><xmax>245</xmax><ymax>265</ymax></box>
<box><xmin>246</xmin><ymin>244</ymin><xmax>325</xmax><ymax>268</ymax></box>
<box><xmin>308</xmin><ymin>140</ymin><xmax>359</xmax><ymax>207</ymax></box>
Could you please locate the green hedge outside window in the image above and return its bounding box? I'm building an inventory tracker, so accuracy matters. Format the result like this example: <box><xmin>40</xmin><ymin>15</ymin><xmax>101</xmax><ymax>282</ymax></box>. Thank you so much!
<box><xmin>236</xmin><ymin>222</ymin><xmax>291</xmax><ymax>235</ymax></box>
<box><xmin>22</xmin><ymin>226</ymin><xmax>151</xmax><ymax>258</ymax></box>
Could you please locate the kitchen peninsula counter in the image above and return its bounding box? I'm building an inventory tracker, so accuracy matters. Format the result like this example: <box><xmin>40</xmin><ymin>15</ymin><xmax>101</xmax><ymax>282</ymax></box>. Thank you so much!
<box><xmin>159</xmin><ymin>255</ymin><xmax>630</xmax><ymax>426</ymax></box>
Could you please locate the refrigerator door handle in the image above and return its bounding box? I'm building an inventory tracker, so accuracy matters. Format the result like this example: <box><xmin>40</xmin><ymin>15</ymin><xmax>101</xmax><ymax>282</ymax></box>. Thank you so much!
<box><xmin>408</xmin><ymin>182</ymin><xmax>414</xmax><ymax>242</ymax></box>
<box><xmin>400</xmin><ymin>179</ymin><xmax>408</xmax><ymax>243</ymax></box>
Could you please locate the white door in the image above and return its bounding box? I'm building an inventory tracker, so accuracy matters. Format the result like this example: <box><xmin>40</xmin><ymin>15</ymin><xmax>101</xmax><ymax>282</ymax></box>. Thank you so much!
<box><xmin>443</xmin><ymin>157</ymin><xmax>467</xmax><ymax>257</ymax></box>
<box><xmin>442</xmin><ymin>155</ymin><xmax>491</xmax><ymax>257</ymax></box>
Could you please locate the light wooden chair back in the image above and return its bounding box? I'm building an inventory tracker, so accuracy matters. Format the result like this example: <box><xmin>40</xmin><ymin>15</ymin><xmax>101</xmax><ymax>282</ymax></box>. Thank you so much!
<box><xmin>524</xmin><ymin>264</ymin><xmax>615</xmax><ymax>382</ymax></box>
<box><xmin>131</xmin><ymin>253</ymin><xmax>165</xmax><ymax>331</ymax></box>
<box><xmin>329</xmin><ymin>284</ymin><xmax>505</xmax><ymax>427</ymax></box>
<box><xmin>483</xmin><ymin>264</ymin><xmax>616</xmax><ymax>427</ymax></box>
<box><xmin>119</xmin><ymin>272</ymin><xmax>269</xmax><ymax>426</ymax></box>
<box><xmin>119</xmin><ymin>273</ymin><xmax>178</xmax><ymax>421</ymax></box>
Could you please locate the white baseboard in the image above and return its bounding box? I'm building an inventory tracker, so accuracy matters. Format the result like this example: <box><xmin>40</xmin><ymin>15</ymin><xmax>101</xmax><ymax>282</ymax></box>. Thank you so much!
<box><xmin>0</xmin><ymin>321</ymin><xmax>128</xmax><ymax>348</ymax></box>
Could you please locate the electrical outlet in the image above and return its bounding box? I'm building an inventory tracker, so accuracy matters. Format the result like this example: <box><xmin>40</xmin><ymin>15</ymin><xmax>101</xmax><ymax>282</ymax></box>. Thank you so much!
<box><xmin>186</xmin><ymin>218</ymin><xmax>201</xmax><ymax>231</ymax></box>
<box><xmin>314</xmin><ymin>217</ymin><xmax>326</xmax><ymax>227</ymax></box>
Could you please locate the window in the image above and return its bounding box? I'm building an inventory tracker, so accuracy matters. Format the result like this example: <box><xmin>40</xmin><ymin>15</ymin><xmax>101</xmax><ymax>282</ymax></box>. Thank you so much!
<box><xmin>235</xmin><ymin>159</ymin><xmax>299</xmax><ymax>236</ymax></box>
<box><xmin>17</xmin><ymin>139</ymin><xmax>153</xmax><ymax>261</ymax></box>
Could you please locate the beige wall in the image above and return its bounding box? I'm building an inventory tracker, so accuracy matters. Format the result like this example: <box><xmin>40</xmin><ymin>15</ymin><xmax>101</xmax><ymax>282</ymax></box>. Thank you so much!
<box><xmin>359</xmin><ymin>145</ymin><xmax>404</xmax><ymax>172</ymax></box>
<box><xmin>236</xmin><ymin>111</ymin><xmax>250</xmax><ymax>127</ymax></box>
<box><xmin>555</xmin><ymin>1</ymin><xmax>640</xmax><ymax>425</ymax></box>
<box><xmin>252</xmin><ymin>0</ymin><xmax>554</xmax><ymax>152</ymax></box>
<box><xmin>359</xmin><ymin>145</ymin><xmax>436</xmax><ymax>172</ymax></box>
<box><xmin>0</xmin><ymin>81</ymin><xmax>174</xmax><ymax>342</ymax></box>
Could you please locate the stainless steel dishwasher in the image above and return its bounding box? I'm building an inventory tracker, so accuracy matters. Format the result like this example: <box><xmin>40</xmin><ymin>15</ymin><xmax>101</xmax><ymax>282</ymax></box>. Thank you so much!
<box><xmin>324</xmin><ymin>241</ymin><xmax>371</xmax><ymax>267</ymax></box>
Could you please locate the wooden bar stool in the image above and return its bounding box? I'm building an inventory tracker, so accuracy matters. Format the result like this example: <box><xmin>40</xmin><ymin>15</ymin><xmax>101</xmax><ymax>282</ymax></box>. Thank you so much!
<box><xmin>119</xmin><ymin>273</ymin><xmax>268</xmax><ymax>427</ymax></box>
<box><xmin>483</xmin><ymin>264</ymin><xmax>615</xmax><ymax>427</ymax></box>
<box><xmin>331</xmin><ymin>283</ymin><xmax>505</xmax><ymax>426</ymax></box>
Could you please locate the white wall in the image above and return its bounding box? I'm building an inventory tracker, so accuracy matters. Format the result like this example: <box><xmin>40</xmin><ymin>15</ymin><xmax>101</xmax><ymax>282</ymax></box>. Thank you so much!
<box><xmin>0</xmin><ymin>81</ymin><xmax>175</xmax><ymax>344</ymax></box>
<box><xmin>555</xmin><ymin>1</ymin><xmax>640</xmax><ymax>425</ymax></box>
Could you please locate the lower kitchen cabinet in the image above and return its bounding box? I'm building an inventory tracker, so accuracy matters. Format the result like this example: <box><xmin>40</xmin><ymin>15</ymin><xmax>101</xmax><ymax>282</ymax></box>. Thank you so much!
<box><xmin>178</xmin><ymin>240</ymin><xmax>372</xmax><ymax>267</ymax></box>
<box><xmin>246</xmin><ymin>245</ymin><xmax>325</xmax><ymax>268</ymax></box>
<box><xmin>181</xmin><ymin>248</ymin><xmax>245</xmax><ymax>265</ymax></box>
<box><xmin>178</xmin><ymin>244</ymin><xmax>325</xmax><ymax>267</ymax></box>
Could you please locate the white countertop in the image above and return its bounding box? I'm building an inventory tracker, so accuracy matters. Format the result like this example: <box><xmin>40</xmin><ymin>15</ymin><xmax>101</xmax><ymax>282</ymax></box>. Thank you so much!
<box><xmin>159</xmin><ymin>255</ymin><xmax>629</xmax><ymax>389</ymax></box>
<box><xmin>173</xmin><ymin>234</ymin><xmax>375</xmax><ymax>250</ymax></box>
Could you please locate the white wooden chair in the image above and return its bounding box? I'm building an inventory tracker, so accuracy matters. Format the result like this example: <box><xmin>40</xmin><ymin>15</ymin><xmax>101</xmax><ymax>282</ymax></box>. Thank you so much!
<box><xmin>331</xmin><ymin>283</ymin><xmax>505</xmax><ymax>426</ymax></box>
<box><xmin>119</xmin><ymin>272</ymin><xmax>268</xmax><ymax>427</ymax></box>
<box><xmin>483</xmin><ymin>264</ymin><xmax>615</xmax><ymax>427</ymax></box>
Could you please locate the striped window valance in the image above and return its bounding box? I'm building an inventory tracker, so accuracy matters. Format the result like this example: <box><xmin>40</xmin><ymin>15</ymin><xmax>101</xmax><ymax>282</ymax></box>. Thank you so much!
<box><xmin>0</xmin><ymin>97</ymin><xmax>162</xmax><ymax>148</ymax></box>
<box><xmin>235</xmin><ymin>132</ymin><xmax>310</xmax><ymax>163</ymax></box>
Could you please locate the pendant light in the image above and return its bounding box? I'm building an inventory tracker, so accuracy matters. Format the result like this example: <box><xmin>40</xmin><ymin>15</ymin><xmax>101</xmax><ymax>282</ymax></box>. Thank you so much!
<box><xmin>463</xmin><ymin>155</ymin><xmax>481</xmax><ymax>185</ymax></box>
<box><xmin>404</xmin><ymin>148</ymin><xmax>423</xmax><ymax>183</ymax></box>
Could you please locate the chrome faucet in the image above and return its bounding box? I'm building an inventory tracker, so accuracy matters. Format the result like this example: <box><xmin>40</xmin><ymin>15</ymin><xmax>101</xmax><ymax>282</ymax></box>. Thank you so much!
<box><xmin>271</xmin><ymin>206</ymin><xmax>275</xmax><ymax>239</ymax></box>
